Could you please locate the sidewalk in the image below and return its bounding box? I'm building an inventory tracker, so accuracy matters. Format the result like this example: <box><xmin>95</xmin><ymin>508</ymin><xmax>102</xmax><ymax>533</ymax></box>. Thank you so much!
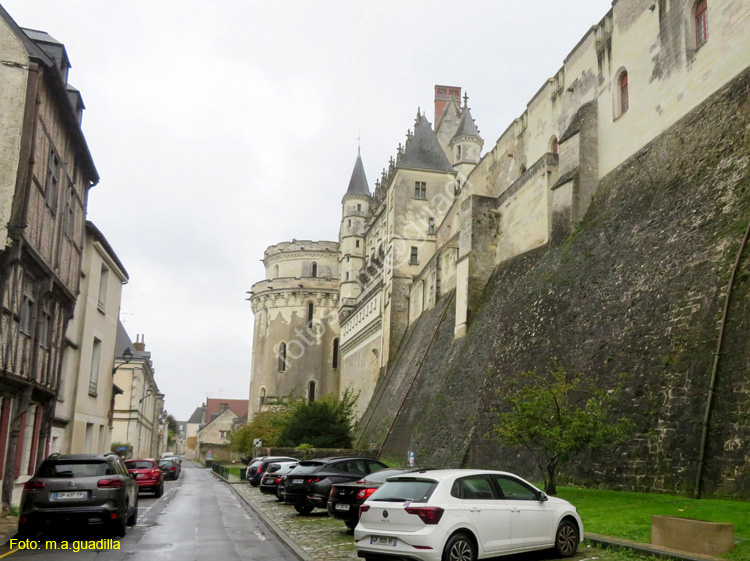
<box><xmin>0</xmin><ymin>515</ymin><xmax>17</xmax><ymax>546</ymax></box>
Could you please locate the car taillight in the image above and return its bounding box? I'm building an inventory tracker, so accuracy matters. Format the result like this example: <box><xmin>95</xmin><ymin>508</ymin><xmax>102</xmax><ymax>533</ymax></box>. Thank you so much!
<box><xmin>306</xmin><ymin>476</ymin><xmax>323</xmax><ymax>484</ymax></box>
<box><xmin>356</xmin><ymin>487</ymin><xmax>377</xmax><ymax>500</ymax></box>
<box><xmin>98</xmin><ymin>478</ymin><xmax>123</xmax><ymax>489</ymax></box>
<box><xmin>23</xmin><ymin>480</ymin><xmax>44</xmax><ymax>491</ymax></box>
<box><xmin>256</xmin><ymin>466</ymin><xmax>263</xmax><ymax>473</ymax></box>
<box><xmin>151</xmin><ymin>469</ymin><xmax>161</xmax><ymax>478</ymax></box>
<box><xmin>274</xmin><ymin>477</ymin><xmax>281</xmax><ymax>484</ymax></box>
<box><xmin>405</xmin><ymin>506</ymin><xmax>444</xmax><ymax>524</ymax></box>
<box><xmin>170</xmin><ymin>467</ymin><xmax>176</xmax><ymax>471</ymax></box>
<box><xmin>359</xmin><ymin>504</ymin><xmax>370</xmax><ymax>516</ymax></box>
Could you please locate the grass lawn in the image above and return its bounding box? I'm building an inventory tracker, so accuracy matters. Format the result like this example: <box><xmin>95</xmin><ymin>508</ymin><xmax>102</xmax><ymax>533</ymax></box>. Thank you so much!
<box><xmin>556</xmin><ymin>487</ymin><xmax>750</xmax><ymax>560</ymax></box>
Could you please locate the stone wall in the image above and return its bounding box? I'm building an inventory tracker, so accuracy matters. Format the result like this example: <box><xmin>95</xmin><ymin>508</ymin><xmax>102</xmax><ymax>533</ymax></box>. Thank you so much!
<box><xmin>357</xmin><ymin>68</ymin><xmax>750</xmax><ymax>497</ymax></box>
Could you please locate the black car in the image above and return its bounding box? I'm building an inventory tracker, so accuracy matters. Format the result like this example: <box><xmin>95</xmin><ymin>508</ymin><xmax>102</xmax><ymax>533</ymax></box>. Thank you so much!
<box><xmin>245</xmin><ymin>456</ymin><xmax>298</xmax><ymax>486</ymax></box>
<box><xmin>158</xmin><ymin>458</ymin><xmax>180</xmax><ymax>480</ymax></box>
<box><xmin>284</xmin><ymin>457</ymin><xmax>388</xmax><ymax>515</ymax></box>
<box><xmin>327</xmin><ymin>468</ymin><xmax>417</xmax><ymax>529</ymax></box>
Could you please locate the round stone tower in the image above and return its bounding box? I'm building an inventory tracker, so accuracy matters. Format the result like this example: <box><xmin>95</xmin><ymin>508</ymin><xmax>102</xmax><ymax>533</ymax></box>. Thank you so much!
<box><xmin>248</xmin><ymin>240</ymin><xmax>340</xmax><ymax>417</ymax></box>
<box><xmin>449</xmin><ymin>96</ymin><xmax>483</xmax><ymax>180</ymax></box>
<box><xmin>339</xmin><ymin>151</ymin><xmax>371</xmax><ymax>312</ymax></box>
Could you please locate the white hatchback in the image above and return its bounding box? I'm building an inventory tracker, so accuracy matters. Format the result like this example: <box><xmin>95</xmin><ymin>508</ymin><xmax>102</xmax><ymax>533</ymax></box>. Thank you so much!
<box><xmin>354</xmin><ymin>469</ymin><xmax>582</xmax><ymax>561</ymax></box>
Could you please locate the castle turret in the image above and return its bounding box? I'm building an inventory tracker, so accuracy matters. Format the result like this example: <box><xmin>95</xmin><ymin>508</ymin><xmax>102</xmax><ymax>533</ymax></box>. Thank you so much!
<box><xmin>339</xmin><ymin>151</ymin><xmax>371</xmax><ymax>311</ymax></box>
<box><xmin>449</xmin><ymin>95</ymin><xmax>483</xmax><ymax>180</ymax></box>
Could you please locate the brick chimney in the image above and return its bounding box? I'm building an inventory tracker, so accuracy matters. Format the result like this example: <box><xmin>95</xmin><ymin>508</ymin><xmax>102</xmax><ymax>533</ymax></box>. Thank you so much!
<box><xmin>434</xmin><ymin>85</ymin><xmax>462</xmax><ymax>124</ymax></box>
<box><xmin>133</xmin><ymin>334</ymin><xmax>146</xmax><ymax>352</ymax></box>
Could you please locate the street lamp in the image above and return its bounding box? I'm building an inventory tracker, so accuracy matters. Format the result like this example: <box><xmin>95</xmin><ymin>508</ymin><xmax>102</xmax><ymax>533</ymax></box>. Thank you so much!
<box><xmin>139</xmin><ymin>386</ymin><xmax>153</xmax><ymax>404</ymax></box>
<box><xmin>112</xmin><ymin>346</ymin><xmax>133</xmax><ymax>374</ymax></box>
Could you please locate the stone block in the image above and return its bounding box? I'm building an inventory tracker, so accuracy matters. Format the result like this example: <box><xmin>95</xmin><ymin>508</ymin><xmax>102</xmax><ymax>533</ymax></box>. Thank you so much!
<box><xmin>652</xmin><ymin>515</ymin><xmax>734</xmax><ymax>556</ymax></box>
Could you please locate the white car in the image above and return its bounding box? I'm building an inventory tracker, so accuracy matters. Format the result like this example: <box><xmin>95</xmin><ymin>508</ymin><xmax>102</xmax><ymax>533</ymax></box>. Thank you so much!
<box><xmin>354</xmin><ymin>469</ymin><xmax>582</xmax><ymax>561</ymax></box>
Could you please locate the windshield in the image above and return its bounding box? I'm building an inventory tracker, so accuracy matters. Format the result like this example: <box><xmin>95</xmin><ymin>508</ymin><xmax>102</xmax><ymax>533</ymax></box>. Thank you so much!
<box><xmin>38</xmin><ymin>461</ymin><xmax>113</xmax><ymax>478</ymax></box>
<box><xmin>125</xmin><ymin>461</ymin><xmax>154</xmax><ymax>470</ymax></box>
<box><xmin>370</xmin><ymin>479</ymin><xmax>437</xmax><ymax>502</ymax></box>
<box><xmin>289</xmin><ymin>462</ymin><xmax>323</xmax><ymax>475</ymax></box>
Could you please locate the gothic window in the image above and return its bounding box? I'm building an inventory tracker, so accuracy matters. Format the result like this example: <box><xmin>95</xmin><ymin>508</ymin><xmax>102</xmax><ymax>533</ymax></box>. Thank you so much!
<box><xmin>428</xmin><ymin>218</ymin><xmax>435</xmax><ymax>235</ymax></box>
<box><xmin>414</xmin><ymin>182</ymin><xmax>427</xmax><ymax>200</ymax></box>
<box><xmin>614</xmin><ymin>68</ymin><xmax>629</xmax><ymax>119</ymax></box>
<box><xmin>307</xmin><ymin>302</ymin><xmax>314</xmax><ymax>329</ymax></box>
<box><xmin>332</xmin><ymin>338</ymin><xmax>339</xmax><ymax>369</ymax></box>
<box><xmin>278</xmin><ymin>342</ymin><xmax>287</xmax><ymax>372</ymax></box>
<box><xmin>311</xmin><ymin>262</ymin><xmax>317</xmax><ymax>278</ymax></box>
<box><xmin>695</xmin><ymin>0</ymin><xmax>708</xmax><ymax>46</ymax></box>
<box><xmin>260</xmin><ymin>387</ymin><xmax>266</xmax><ymax>406</ymax></box>
<box><xmin>308</xmin><ymin>381</ymin><xmax>316</xmax><ymax>402</ymax></box>
<box><xmin>550</xmin><ymin>136</ymin><xmax>559</xmax><ymax>155</ymax></box>
<box><xmin>410</xmin><ymin>247</ymin><xmax>418</xmax><ymax>265</ymax></box>
<box><xmin>620</xmin><ymin>72</ymin><xmax>629</xmax><ymax>114</ymax></box>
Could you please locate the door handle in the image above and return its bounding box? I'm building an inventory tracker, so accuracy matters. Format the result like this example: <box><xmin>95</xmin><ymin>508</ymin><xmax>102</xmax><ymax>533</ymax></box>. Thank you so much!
<box><xmin>469</xmin><ymin>508</ymin><xmax>481</xmax><ymax>512</ymax></box>
<box><xmin>510</xmin><ymin>507</ymin><xmax>520</xmax><ymax>512</ymax></box>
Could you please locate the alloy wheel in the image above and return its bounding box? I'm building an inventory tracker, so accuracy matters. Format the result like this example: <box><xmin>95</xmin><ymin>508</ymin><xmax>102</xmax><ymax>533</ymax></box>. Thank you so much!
<box><xmin>449</xmin><ymin>539</ymin><xmax>473</xmax><ymax>561</ymax></box>
<box><xmin>557</xmin><ymin>523</ymin><xmax>578</xmax><ymax>556</ymax></box>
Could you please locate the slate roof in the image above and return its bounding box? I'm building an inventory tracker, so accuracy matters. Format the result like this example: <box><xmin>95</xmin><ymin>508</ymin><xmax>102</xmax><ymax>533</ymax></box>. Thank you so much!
<box><xmin>115</xmin><ymin>321</ymin><xmax>151</xmax><ymax>361</ymax></box>
<box><xmin>400</xmin><ymin>114</ymin><xmax>455</xmax><ymax>173</ymax></box>
<box><xmin>187</xmin><ymin>407</ymin><xmax>204</xmax><ymax>424</ymax></box>
<box><xmin>345</xmin><ymin>152</ymin><xmax>371</xmax><ymax>197</ymax></box>
<box><xmin>453</xmin><ymin>106</ymin><xmax>481</xmax><ymax>140</ymax></box>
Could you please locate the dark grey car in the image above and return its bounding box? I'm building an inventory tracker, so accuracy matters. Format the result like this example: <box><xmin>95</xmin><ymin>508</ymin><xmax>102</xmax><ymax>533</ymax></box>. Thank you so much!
<box><xmin>18</xmin><ymin>453</ymin><xmax>138</xmax><ymax>538</ymax></box>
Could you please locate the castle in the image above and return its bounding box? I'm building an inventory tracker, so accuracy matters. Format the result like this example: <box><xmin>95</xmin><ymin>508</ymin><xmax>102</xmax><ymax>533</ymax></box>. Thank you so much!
<box><xmin>248</xmin><ymin>0</ymin><xmax>750</xmax><ymax>429</ymax></box>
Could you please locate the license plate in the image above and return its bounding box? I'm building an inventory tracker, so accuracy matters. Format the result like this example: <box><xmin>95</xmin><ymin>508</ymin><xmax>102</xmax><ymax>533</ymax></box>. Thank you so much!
<box><xmin>137</xmin><ymin>473</ymin><xmax>146</xmax><ymax>478</ymax></box>
<box><xmin>292</xmin><ymin>479</ymin><xmax>303</xmax><ymax>484</ymax></box>
<box><xmin>370</xmin><ymin>536</ymin><xmax>397</xmax><ymax>546</ymax></box>
<box><xmin>334</xmin><ymin>503</ymin><xmax>350</xmax><ymax>511</ymax></box>
<box><xmin>53</xmin><ymin>491</ymin><xmax>87</xmax><ymax>500</ymax></box>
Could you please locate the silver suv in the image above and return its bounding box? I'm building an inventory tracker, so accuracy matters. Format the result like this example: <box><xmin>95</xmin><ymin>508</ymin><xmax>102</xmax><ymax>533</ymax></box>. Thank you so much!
<box><xmin>18</xmin><ymin>453</ymin><xmax>138</xmax><ymax>537</ymax></box>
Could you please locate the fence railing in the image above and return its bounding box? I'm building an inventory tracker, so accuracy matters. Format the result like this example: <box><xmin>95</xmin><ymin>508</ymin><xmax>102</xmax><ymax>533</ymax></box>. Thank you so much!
<box><xmin>211</xmin><ymin>463</ymin><xmax>246</xmax><ymax>482</ymax></box>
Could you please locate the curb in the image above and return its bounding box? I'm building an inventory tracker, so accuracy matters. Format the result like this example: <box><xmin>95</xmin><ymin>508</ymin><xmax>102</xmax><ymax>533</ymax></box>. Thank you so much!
<box><xmin>226</xmin><ymin>483</ymin><xmax>314</xmax><ymax>561</ymax></box>
<box><xmin>586</xmin><ymin>532</ymin><xmax>727</xmax><ymax>561</ymax></box>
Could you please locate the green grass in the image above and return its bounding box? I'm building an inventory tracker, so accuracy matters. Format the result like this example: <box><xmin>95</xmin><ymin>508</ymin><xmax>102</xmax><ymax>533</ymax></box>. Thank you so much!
<box><xmin>556</xmin><ymin>486</ymin><xmax>750</xmax><ymax>560</ymax></box>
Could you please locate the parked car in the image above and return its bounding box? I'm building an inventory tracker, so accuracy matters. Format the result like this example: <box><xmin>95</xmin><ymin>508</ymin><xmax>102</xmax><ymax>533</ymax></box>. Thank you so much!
<box><xmin>245</xmin><ymin>456</ymin><xmax>298</xmax><ymax>486</ymax></box>
<box><xmin>284</xmin><ymin>457</ymin><xmax>388</xmax><ymax>515</ymax></box>
<box><xmin>158</xmin><ymin>458</ymin><xmax>181</xmax><ymax>480</ymax></box>
<box><xmin>355</xmin><ymin>469</ymin><xmax>583</xmax><ymax>561</ymax></box>
<box><xmin>18</xmin><ymin>453</ymin><xmax>138</xmax><ymax>538</ymax></box>
<box><xmin>161</xmin><ymin>452</ymin><xmax>182</xmax><ymax>465</ymax></box>
<box><xmin>124</xmin><ymin>458</ymin><xmax>164</xmax><ymax>497</ymax></box>
<box><xmin>328</xmin><ymin>468</ymin><xmax>417</xmax><ymax>530</ymax></box>
<box><xmin>260</xmin><ymin>461</ymin><xmax>298</xmax><ymax>499</ymax></box>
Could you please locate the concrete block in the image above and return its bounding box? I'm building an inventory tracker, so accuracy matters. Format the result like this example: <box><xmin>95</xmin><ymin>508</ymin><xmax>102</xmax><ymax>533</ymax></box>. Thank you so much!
<box><xmin>652</xmin><ymin>515</ymin><xmax>734</xmax><ymax>556</ymax></box>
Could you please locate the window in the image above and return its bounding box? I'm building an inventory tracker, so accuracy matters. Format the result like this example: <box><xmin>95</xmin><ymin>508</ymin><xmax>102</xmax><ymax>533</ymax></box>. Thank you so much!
<box><xmin>620</xmin><ymin>72</ymin><xmax>629</xmax><ymax>114</ymax></box>
<box><xmin>346</xmin><ymin>272</ymin><xmax>350</xmax><ymax>280</ymax></box>
<box><xmin>273</xmin><ymin>265</ymin><xmax>279</xmax><ymax>278</ymax></box>
<box><xmin>414</xmin><ymin>182</ymin><xmax>427</xmax><ymax>200</ymax></box>
<box><xmin>20</xmin><ymin>290</ymin><xmax>33</xmax><ymax>335</ymax></box>
<box><xmin>332</xmin><ymin>338</ymin><xmax>339</xmax><ymax>369</ymax></box>
<box><xmin>356</xmin><ymin>240</ymin><xmax>360</xmax><ymax>248</ymax></box>
<box><xmin>64</xmin><ymin>188</ymin><xmax>75</xmax><ymax>237</ymax></box>
<box><xmin>277</xmin><ymin>342</ymin><xmax>287</xmax><ymax>372</ymax></box>
<box><xmin>97</xmin><ymin>265</ymin><xmax>109</xmax><ymax>311</ymax></box>
<box><xmin>307</xmin><ymin>302</ymin><xmax>314</xmax><ymax>329</ymax></box>
<box><xmin>492</xmin><ymin>475</ymin><xmax>540</xmax><ymax>501</ymax></box>
<box><xmin>357</xmin><ymin>203</ymin><xmax>362</xmax><ymax>211</ymax></box>
<box><xmin>260</xmin><ymin>387</ymin><xmax>266</xmax><ymax>405</ymax></box>
<box><xmin>311</xmin><ymin>262</ymin><xmax>317</xmax><ymax>278</ymax></box>
<box><xmin>428</xmin><ymin>218</ymin><xmax>435</xmax><ymax>235</ymax></box>
<box><xmin>348</xmin><ymin>219</ymin><xmax>352</xmax><ymax>228</ymax></box>
<box><xmin>550</xmin><ymin>136</ymin><xmax>559</xmax><ymax>155</ymax></box>
<box><xmin>410</xmin><ymin>247</ymin><xmax>418</xmax><ymax>265</ymax></box>
<box><xmin>451</xmin><ymin>475</ymin><xmax>496</xmax><ymax>500</ymax></box>
<box><xmin>46</xmin><ymin>149</ymin><xmax>60</xmax><ymax>211</ymax></box>
<box><xmin>308</xmin><ymin>381</ymin><xmax>316</xmax><ymax>402</ymax></box>
<box><xmin>219</xmin><ymin>430</ymin><xmax>228</xmax><ymax>439</ymax></box>
<box><xmin>695</xmin><ymin>0</ymin><xmax>708</xmax><ymax>46</ymax></box>
<box><xmin>89</xmin><ymin>338</ymin><xmax>102</xmax><ymax>396</ymax></box>
<box><xmin>38</xmin><ymin>308</ymin><xmax>50</xmax><ymax>348</ymax></box>
<box><xmin>456</xmin><ymin>144</ymin><xmax>462</xmax><ymax>162</ymax></box>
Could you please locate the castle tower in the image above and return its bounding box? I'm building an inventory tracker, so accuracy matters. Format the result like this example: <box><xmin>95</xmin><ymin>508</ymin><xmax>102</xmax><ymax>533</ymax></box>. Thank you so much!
<box><xmin>247</xmin><ymin>241</ymin><xmax>340</xmax><ymax>417</ymax></box>
<box><xmin>338</xmin><ymin>151</ymin><xmax>371</xmax><ymax>313</ymax></box>
<box><xmin>449</xmin><ymin>95</ymin><xmax>483</xmax><ymax>180</ymax></box>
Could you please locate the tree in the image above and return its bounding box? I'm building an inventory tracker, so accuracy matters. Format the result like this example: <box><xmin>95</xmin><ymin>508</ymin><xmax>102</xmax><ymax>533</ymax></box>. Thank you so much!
<box><xmin>229</xmin><ymin>406</ymin><xmax>295</xmax><ymax>453</ymax></box>
<box><xmin>491</xmin><ymin>364</ymin><xmax>633</xmax><ymax>495</ymax></box>
<box><xmin>277</xmin><ymin>390</ymin><xmax>357</xmax><ymax>449</ymax></box>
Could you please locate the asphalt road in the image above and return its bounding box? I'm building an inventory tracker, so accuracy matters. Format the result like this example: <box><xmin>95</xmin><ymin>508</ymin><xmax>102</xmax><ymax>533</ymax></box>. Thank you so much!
<box><xmin>1</xmin><ymin>461</ymin><xmax>300</xmax><ymax>561</ymax></box>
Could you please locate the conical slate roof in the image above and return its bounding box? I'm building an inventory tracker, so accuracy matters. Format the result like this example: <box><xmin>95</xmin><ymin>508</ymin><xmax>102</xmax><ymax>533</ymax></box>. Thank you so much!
<box><xmin>452</xmin><ymin>106</ymin><xmax>481</xmax><ymax>140</ymax></box>
<box><xmin>345</xmin><ymin>152</ymin><xmax>371</xmax><ymax>197</ymax></box>
<box><xmin>400</xmin><ymin>115</ymin><xmax>454</xmax><ymax>173</ymax></box>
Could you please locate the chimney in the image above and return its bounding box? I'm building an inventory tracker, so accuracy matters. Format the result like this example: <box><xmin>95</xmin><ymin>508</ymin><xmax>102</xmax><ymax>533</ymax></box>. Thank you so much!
<box><xmin>219</xmin><ymin>403</ymin><xmax>229</xmax><ymax>413</ymax></box>
<box><xmin>133</xmin><ymin>334</ymin><xmax>146</xmax><ymax>352</ymax></box>
<box><xmin>434</xmin><ymin>85</ymin><xmax>461</xmax><ymax>124</ymax></box>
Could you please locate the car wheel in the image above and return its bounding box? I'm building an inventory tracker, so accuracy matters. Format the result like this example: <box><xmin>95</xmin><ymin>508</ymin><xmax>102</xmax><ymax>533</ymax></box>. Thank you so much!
<box><xmin>154</xmin><ymin>483</ymin><xmax>164</xmax><ymax>497</ymax></box>
<box><xmin>294</xmin><ymin>504</ymin><xmax>314</xmax><ymax>515</ymax></box>
<box><xmin>113</xmin><ymin>514</ymin><xmax>127</xmax><ymax>538</ymax></box>
<box><xmin>442</xmin><ymin>532</ymin><xmax>476</xmax><ymax>561</ymax></box>
<box><xmin>345</xmin><ymin>519</ymin><xmax>358</xmax><ymax>530</ymax></box>
<box><xmin>555</xmin><ymin>520</ymin><xmax>579</xmax><ymax>557</ymax></box>
<box><xmin>276</xmin><ymin>487</ymin><xmax>284</xmax><ymax>501</ymax></box>
<box><xmin>127</xmin><ymin>504</ymin><xmax>138</xmax><ymax>526</ymax></box>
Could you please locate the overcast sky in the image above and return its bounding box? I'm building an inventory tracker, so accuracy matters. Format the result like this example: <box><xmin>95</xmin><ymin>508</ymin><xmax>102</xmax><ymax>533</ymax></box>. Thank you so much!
<box><xmin>3</xmin><ymin>1</ymin><xmax>611</xmax><ymax>420</ymax></box>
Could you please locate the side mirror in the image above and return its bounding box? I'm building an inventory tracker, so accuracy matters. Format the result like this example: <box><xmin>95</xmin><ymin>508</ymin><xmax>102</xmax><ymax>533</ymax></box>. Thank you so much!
<box><xmin>538</xmin><ymin>492</ymin><xmax>548</xmax><ymax>501</ymax></box>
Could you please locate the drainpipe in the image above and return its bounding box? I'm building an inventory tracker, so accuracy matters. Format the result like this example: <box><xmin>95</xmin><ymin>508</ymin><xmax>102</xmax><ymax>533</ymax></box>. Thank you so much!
<box><xmin>694</xmin><ymin>217</ymin><xmax>750</xmax><ymax>498</ymax></box>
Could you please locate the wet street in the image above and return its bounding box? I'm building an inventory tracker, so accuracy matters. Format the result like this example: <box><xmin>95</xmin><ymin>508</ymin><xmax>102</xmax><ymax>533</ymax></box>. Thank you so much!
<box><xmin>0</xmin><ymin>462</ymin><xmax>299</xmax><ymax>561</ymax></box>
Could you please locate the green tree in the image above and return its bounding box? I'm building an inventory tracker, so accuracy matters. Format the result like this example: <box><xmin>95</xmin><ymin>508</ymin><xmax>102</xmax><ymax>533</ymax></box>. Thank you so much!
<box><xmin>277</xmin><ymin>390</ymin><xmax>357</xmax><ymax>449</ymax></box>
<box><xmin>492</xmin><ymin>364</ymin><xmax>633</xmax><ymax>495</ymax></box>
<box><xmin>229</xmin><ymin>406</ymin><xmax>296</xmax><ymax>453</ymax></box>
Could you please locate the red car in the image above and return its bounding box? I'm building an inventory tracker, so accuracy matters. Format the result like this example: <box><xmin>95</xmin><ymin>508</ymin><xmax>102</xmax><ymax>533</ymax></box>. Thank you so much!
<box><xmin>125</xmin><ymin>458</ymin><xmax>164</xmax><ymax>497</ymax></box>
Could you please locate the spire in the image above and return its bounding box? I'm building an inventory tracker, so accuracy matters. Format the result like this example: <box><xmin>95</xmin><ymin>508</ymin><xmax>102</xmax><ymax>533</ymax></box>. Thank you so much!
<box><xmin>452</xmin><ymin>104</ymin><xmax>481</xmax><ymax>140</ymax></box>
<box><xmin>344</xmin><ymin>152</ymin><xmax>371</xmax><ymax>197</ymax></box>
<box><xmin>399</xmin><ymin>113</ymin><xmax>454</xmax><ymax>172</ymax></box>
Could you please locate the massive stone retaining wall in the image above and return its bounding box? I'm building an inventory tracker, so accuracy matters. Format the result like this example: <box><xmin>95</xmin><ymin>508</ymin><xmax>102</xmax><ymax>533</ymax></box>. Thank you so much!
<box><xmin>357</xmin><ymin>68</ymin><xmax>750</xmax><ymax>497</ymax></box>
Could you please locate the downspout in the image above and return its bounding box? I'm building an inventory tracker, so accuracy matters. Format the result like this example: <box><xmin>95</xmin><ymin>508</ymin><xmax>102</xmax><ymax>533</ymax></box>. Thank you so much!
<box><xmin>694</xmin><ymin>217</ymin><xmax>750</xmax><ymax>498</ymax></box>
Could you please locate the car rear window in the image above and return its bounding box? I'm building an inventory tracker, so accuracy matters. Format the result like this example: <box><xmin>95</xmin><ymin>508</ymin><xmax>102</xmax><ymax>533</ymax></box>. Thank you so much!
<box><xmin>291</xmin><ymin>462</ymin><xmax>324</xmax><ymax>474</ymax></box>
<box><xmin>364</xmin><ymin>469</ymin><xmax>412</xmax><ymax>483</ymax></box>
<box><xmin>125</xmin><ymin>461</ymin><xmax>154</xmax><ymax>470</ymax></box>
<box><xmin>38</xmin><ymin>461</ymin><xmax>113</xmax><ymax>478</ymax></box>
<box><xmin>370</xmin><ymin>479</ymin><xmax>437</xmax><ymax>502</ymax></box>
<box><xmin>159</xmin><ymin>460</ymin><xmax>174</xmax><ymax>467</ymax></box>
